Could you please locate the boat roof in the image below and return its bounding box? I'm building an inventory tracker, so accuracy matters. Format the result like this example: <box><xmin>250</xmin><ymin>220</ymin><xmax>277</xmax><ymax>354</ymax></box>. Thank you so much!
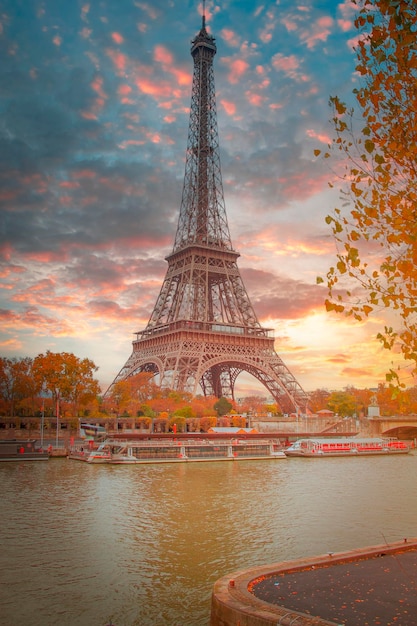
<box><xmin>293</xmin><ymin>437</ymin><xmax>386</xmax><ymax>444</ymax></box>
<box><xmin>208</xmin><ymin>427</ymin><xmax>258</xmax><ymax>433</ymax></box>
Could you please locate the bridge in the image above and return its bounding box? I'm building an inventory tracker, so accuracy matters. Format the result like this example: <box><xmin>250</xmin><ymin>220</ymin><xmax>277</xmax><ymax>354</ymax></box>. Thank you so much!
<box><xmin>252</xmin><ymin>414</ymin><xmax>417</xmax><ymax>442</ymax></box>
<box><xmin>367</xmin><ymin>416</ymin><xmax>417</xmax><ymax>440</ymax></box>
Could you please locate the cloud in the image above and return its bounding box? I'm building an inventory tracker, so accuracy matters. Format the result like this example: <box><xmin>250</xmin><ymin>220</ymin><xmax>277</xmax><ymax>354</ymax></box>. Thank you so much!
<box><xmin>1</xmin><ymin>0</ymin><xmax>398</xmax><ymax>392</ymax></box>
<box><xmin>300</xmin><ymin>16</ymin><xmax>334</xmax><ymax>49</ymax></box>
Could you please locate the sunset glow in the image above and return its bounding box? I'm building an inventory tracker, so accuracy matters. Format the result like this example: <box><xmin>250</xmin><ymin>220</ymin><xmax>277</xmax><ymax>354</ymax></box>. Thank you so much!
<box><xmin>0</xmin><ymin>0</ymin><xmax>407</xmax><ymax>395</ymax></box>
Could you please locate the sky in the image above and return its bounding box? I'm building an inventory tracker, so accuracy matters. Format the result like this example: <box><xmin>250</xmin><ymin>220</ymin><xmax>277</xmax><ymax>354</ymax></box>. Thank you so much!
<box><xmin>0</xmin><ymin>0</ymin><xmax>408</xmax><ymax>396</ymax></box>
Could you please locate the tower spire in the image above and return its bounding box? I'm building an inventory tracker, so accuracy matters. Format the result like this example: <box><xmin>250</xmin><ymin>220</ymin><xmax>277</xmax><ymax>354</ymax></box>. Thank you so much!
<box><xmin>106</xmin><ymin>12</ymin><xmax>310</xmax><ymax>414</ymax></box>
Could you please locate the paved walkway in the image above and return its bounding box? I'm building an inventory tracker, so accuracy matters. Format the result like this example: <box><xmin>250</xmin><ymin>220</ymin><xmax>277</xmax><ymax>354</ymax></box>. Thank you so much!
<box><xmin>211</xmin><ymin>540</ymin><xmax>417</xmax><ymax>626</ymax></box>
<box><xmin>251</xmin><ymin>546</ymin><xmax>417</xmax><ymax>625</ymax></box>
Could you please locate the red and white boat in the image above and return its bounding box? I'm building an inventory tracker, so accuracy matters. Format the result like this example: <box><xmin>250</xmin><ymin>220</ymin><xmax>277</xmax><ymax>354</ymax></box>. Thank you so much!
<box><xmin>284</xmin><ymin>437</ymin><xmax>410</xmax><ymax>457</ymax></box>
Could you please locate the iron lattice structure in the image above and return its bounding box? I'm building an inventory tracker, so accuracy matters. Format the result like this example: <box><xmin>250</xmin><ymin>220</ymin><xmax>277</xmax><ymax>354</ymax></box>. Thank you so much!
<box><xmin>108</xmin><ymin>14</ymin><xmax>309</xmax><ymax>414</ymax></box>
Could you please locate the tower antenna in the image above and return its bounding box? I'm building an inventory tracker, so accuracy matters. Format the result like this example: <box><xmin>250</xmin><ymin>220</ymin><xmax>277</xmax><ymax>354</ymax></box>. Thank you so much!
<box><xmin>202</xmin><ymin>0</ymin><xmax>206</xmax><ymax>29</ymax></box>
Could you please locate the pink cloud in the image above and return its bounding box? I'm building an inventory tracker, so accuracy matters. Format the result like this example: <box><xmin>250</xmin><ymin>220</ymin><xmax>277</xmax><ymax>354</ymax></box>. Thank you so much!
<box><xmin>153</xmin><ymin>45</ymin><xmax>191</xmax><ymax>87</ymax></box>
<box><xmin>91</xmin><ymin>76</ymin><xmax>107</xmax><ymax>99</ymax></box>
<box><xmin>118</xmin><ymin>84</ymin><xmax>132</xmax><ymax>96</ymax></box>
<box><xmin>172</xmin><ymin>68</ymin><xmax>191</xmax><ymax>87</ymax></box>
<box><xmin>106</xmin><ymin>48</ymin><xmax>128</xmax><ymax>73</ymax></box>
<box><xmin>73</xmin><ymin>169</ymin><xmax>97</xmax><ymax>179</ymax></box>
<box><xmin>80</xmin><ymin>27</ymin><xmax>92</xmax><ymax>39</ymax></box>
<box><xmin>118</xmin><ymin>139</ymin><xmax>145</xmax><ymax>149</ymax></box>
<box><xmin>281</xmin><ymin>17</ymin><xmax>298</xmax><ymax>33</ymax></box>
<box><xmin>269</xmin><ymin>102</ymin><xmax>284</xmax><ymax>111</ymax></box>
<box><xmin>272</xmin><ymin>53</ymin><xmax>299</xmax><ymax>72</ymax></box>
<box><xmin>247</xmin><ymin>92</ymin><xmax>265</xmax><ymax>107</ymax></box>
<box><xmin>220</xmin><ymin>100</ymin><xmax>236</xmax><ymax>116</ymax></box>
<box><xmin>122</xmin><ymin>112</ymin><xmax>140</xmax><ymax>123</ymax></box>
<box><xmin>135</xmin><ymin>2</ymin><xmax>159</xmax><ymax>21</ymax></box>
<box><xmin>306</xmin><ymin>128</ymin><xmax>332</xmax><ymax>144</ymax></box>
<box><xmin>338</xmin><ymin>19</ymin><xmax>352</xmax><ymax>32</ymax></box>
<box><xmin>58</xmin><ymin>196</ymin><xmax>72</xmax><ymax>205</ymax></box>
<box><xmin>111</xmin><ymin>32</ymin><xmax>124</xmax><ymax>45</ymax></box>
<box><xmin>0</xmin><ymin>189</ymin><xmax>19</xmax><ymax>201</ymax></box>
<box><xmin>79</xmin><ymin>76</ymin><xmax>108</xmax><ymax>119</ymax></box>
<box><xmin>52</xmin><ymin>35</ymin><xmax>62</xmax><ymax>47</ymax></box>
<box><xmin>259</xmin><ymin>11</ymin><xmax>277</xmax><ymax>45</ymax></box>
<box><xmin>154</xmin><ymin>44</ymin><xmax>173</xmax><ymax>65</ymax></box>
<box><xmin>271</xmin><ymin>53</ymin><xmax>308</xmax><ymax>82</ymax></box>
<box><xmin>3</xmin><ymin>307</ymin><xmax>75</xmax><ymax>337</ymax></box>
<box><xmin>134</xmin><ymin>76</ymin><xmax>176</xmax><ymax>99</ymax></box>
<box><xmin>225</xmin><ymin>58</ymin><xmax>249</xmax><ymax>84</ymax></box>
<box><xmin>18</xmin><ymin>250</ymin><xmax>68</xmax><ymax>263</ymax></box>
<box><xmin>221</xmin><ymin>28</ymin><xmax>240</xmax><ymax>48</ymax></box>
<box><xmin>300</xmin><ymin>16</ymin><xmax>334</xmax><ymax>49</ymax></box>
<box><xmin>118</xmin><ymin>85</ymin><xmax>135</xmax><ymax>105</ymax></box>
<box><xmin>341</xmin><ymin>366</ymin><xmax>376</xmax><ymax>379</ymax></box>
<box><xmin>338</xmin><ymin>0</ymin><xmax>356</xmax><ymax>25</ymax></box>
<box><xmin>81</xmin><ymin>4</ymin><xmax>90</xmax><ymax>22</ymax></box>
<box><xmin>0</xmin><ymin>264</ymin><xmax>26</xmax><ymax>280</ymax></box>
<box><xmin>327</xmin><ymin>354</ymin><xmax>351</xmax><ymax>364</ymax></box>
<box><xmin>277</xmin><ymin>171</ymin><xmax>332</xmax><ymax>202</ymax></box>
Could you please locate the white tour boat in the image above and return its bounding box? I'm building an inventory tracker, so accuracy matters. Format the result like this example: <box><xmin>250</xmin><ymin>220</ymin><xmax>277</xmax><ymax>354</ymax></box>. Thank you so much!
<box><xmin>285</xmin><ymin>437</ymin><xmax>410</xmax><ymax>457</ymax></box>
<box><xmin>69</xmin><ymin>438</ymin><xmax>287</xmax><ymax>464</ymax></box>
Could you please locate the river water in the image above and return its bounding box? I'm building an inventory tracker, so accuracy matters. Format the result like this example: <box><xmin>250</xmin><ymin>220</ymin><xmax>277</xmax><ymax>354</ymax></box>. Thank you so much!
<box><xmin>1</xmin><ymin>453</ymin><xmax>416</xmax><ymax>626</ymax></box>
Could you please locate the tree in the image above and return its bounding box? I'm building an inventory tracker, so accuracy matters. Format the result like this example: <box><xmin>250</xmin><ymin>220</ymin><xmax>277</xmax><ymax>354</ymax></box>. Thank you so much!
<box><xmin>316</xmin><ymin>0</ymin><xmax>417</xmax><ymax>385</ymax></box>
<box><xmin>32</xmin><ymin>351</ymin><xmax>100</xmax><ymax>416</ymax></box>
<box><xmin>11</xmin><ymin>357</ymin><xmax>39</xmax><ymax>416</ymax></box>
<box><xmin>200</xmin><ymin>416</ymin><xmax>217</xmax><ymax>432</ymax></box>
<box><xmin>0</xmin><ymin>357</ymin><xmax>39</xmax><ymax>416</ymax></box>
<box><xmin>169</xmin><ymin>415</ymin><xmax>186</xmax><ymax>433</ymax></box>
<box><xmin>213</xmin><ymin>396</ymin><xmax>232</xmax><ymax>416</ymax></box>
<box><xmin>308</xmin><ymin>388</ymin><xmax>331</xmax><ymax>413</ymax></box>
<box><xmin>326</xmin><ymin>391</ymin><xmax>357</xmax><ymax>417</ymax></box>
<box><xmin>129</xmin><ymin>372</ymin><xmax>158</xmax><ymax>403</ymax></box>
<box><xmin>108</xmin><ymin>380</ymin><xmax>131</xmax><ymax>416</ymax></box>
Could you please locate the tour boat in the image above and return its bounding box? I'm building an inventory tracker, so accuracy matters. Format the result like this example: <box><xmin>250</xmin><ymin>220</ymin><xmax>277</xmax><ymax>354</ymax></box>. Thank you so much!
<box><xmin>0</xmin><ymin>439</ymin><xmax>49</xmax><ymax>461</ymax></box>
<box><xmin>68</xmin><ymin>438</ymin><xmax>287</xmax><ymax>464</ymax></box>
<box><xmin>284</xmin><ymin>437</ymin><xmax>410</xmax><ymax>457</ymax></box>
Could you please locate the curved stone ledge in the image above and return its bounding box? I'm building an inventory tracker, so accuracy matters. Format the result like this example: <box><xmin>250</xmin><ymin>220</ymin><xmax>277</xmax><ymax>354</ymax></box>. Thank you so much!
<box><xmin>210</xmin><ymin>538</ymin><xmax>417</xmax><ymax>626</ymax></box>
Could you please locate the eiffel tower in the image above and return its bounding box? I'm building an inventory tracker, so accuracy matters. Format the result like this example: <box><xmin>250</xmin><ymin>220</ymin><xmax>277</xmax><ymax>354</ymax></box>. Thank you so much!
<box><xmin>108</xmin><ymin>7</ymin><xmax>309</xmax><ymax>414</ymax></box>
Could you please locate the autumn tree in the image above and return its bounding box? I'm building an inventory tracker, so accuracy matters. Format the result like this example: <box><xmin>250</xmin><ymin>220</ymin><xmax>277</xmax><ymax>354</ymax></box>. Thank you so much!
<box><xmin>326</xmin><ymin>390</ymin><xmax>357</xmax><ymax>417</ymax></box>
<box><xmin>107</xmin><ymin>380</ymin><xmax>131</xmax><ymax>416</ymax></box>
<box><xmin>129</xmin><ymin>372</ymin><xmax>158</xmax><ymax>403</ymax></box>
<box><xmin>213</xmin><ymin>396</ymin><xmax>232</xmax><ymax>416</ymax></box>
<box><xmin>306</xmin><ymin>389</ymin><xmax>331</xmax><ymax>413</ymax></box>
<box><xmin>32</xmin><ymin>351</ymin><xmax>100</xmax><ymax>416</ymax></box>
<box><xmin>317</xmin><ymin>0</ymin><xmax>417</xmax><ymax>385</ymax></box>
<box><xmin>0</xmin><ymin>357</ymin><xmax>40</xmax><ymax>416</ymax></box>
<box><xmin>345</xmin><ymin>385</ymin><xmax>373</xmax><ymax>417</ymax></box>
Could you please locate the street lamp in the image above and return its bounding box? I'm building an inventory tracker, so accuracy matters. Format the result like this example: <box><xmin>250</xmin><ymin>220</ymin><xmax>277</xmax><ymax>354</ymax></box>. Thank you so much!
<box><xmin>55</xmin><ymin>388</ymin><xmax>60</xmax><ymax>449</ymax></box>
<box><xmin>40</xmin><ymin>398</ymin><xmax>45</xmax><ymax>449</ymax></box>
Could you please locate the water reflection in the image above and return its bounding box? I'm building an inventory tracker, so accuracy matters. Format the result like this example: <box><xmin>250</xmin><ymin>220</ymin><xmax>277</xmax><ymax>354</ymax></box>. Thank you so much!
<box><xmin>1</xmin><ymin>454</ymin><xmax>416</xmax><ymax>625</ymax></box>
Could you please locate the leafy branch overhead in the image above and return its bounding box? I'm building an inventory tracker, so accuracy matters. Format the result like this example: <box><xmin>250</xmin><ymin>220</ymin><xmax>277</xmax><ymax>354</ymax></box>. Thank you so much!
<box><xmin>315</xmin><ymin>0</ymin><xmax>417</xmax><ymax>385</ymax></box>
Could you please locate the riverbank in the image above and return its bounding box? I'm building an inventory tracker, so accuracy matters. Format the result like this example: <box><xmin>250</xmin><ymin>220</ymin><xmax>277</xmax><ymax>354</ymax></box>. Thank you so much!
<box><xmin>210</xmin><ymin>538</ymin><xmax>417</xmax><ymax>625</ymax></box>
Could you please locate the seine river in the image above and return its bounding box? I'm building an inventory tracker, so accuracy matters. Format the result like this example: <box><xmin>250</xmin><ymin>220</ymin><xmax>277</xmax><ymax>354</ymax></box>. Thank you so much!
<box><xmin>1</xmin><ymin>453</ymin><xmax>416</xmax><ymax>626</ymax></box>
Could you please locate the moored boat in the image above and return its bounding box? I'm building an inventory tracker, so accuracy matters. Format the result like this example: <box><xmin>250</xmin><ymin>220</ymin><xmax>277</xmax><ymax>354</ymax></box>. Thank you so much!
<box><xmin>284</xmin><ymin>437</ymin><xmax>410</xmax><ymax>457</ymax></box>
<box><xmin>68</xmin><ymin>438</ymin><xmax>287</xmax><ymax>464</ymax></box>
<box><xmin>0</xmin><ymin>439</ymin><xmax>49</xmax><ymax>461</ymax></box>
